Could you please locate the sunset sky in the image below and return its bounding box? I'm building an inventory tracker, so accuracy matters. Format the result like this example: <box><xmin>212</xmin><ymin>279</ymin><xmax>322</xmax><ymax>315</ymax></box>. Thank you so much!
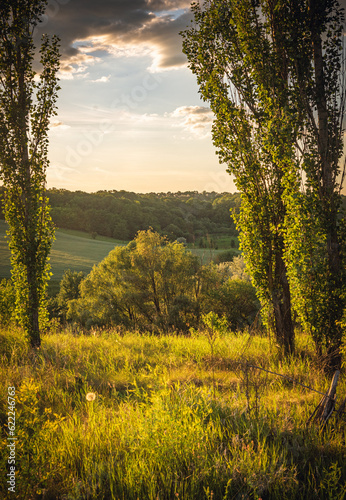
<box><xmin>38</xmin><ymin>0</ymin><xmax>236</xmax><ymax>193</ymax></box>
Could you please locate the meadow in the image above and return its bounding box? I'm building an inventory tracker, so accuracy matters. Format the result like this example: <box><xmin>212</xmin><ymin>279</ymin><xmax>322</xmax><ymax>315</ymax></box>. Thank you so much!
<box><xmin>0</xmin><ymin>221</ymin><xmax>123</xmax><ymax>287</ymax></box>
<box><xmin>1</xmin><ymin>326</ymin><xmax>346</xmax><ymax>499</ymax></box>
<box><xmin>0</xmin><ymin>220</ymin><xmax>236</xmax><ymax>295</ymax></box>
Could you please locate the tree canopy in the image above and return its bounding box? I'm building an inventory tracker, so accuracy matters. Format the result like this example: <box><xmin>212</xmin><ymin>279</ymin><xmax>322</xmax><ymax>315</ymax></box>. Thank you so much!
<box><xmin>66</xmin><ymin>229</ymin><xmax>259</xmax><ymax>332</ymax></box>
<box><xmin>182</xmin><ymin>0</ymin><xmax>346</xmax><ymax>364</ymax></box>
<box><xmin>43</xmin><ymin>188</ymin><xmax>241</xmax><ymax>242</ymax></box>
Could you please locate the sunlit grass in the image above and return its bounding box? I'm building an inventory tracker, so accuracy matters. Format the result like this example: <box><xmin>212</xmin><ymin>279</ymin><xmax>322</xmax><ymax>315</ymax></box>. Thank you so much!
<box><xmin>0</xmin><ymin>220</ymin><xmax>124</xmax><ymax>283</ymax></box>
<box><xmin>0</xmin><ymin>326</ymin><xmax>346</xmax><ymax>499</ymax></box>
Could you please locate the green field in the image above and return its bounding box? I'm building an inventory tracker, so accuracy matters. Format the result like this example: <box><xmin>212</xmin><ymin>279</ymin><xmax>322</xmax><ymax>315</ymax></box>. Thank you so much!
<box><xmin>0</xmin><ymin>221</ymin><xmax>240</xmax><ymax>292</ymax></box>
<box><xmin>0</xmin><ymin>221</ymin><xmax>126</xmax><ymax>290</ymax></box>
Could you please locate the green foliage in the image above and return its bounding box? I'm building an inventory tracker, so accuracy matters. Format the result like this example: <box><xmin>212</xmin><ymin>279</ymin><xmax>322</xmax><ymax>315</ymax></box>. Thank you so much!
<box><xmin>67</xmin><ymin>230</ymin><xmax>259</xmax><ymax>332</ymax></box>
<box><xmin>181</xmin><ymin>0</ymin><xmax>296</xmax><ymax>354</ymax></box>
<box><xmin>42</xmin><ymin>188</ymin><xmax>241</xmax><ymax>241</ymax></box>
<box><xmin>48</xmin><ymin>269</ymin><xmax>85</xmax><ymax>322</ymax></box>
<box><xmin>0</xmin><ymin>279</ymin><xmax>15</xmax><ymax>325</ymax></box>
<box><xmin>201</xmin><ymin>273</ymin><xmax>259</xmax><ymax>331</ymax></box>
<box><xmin>280</xmin><ymin>0</ymin><xmax>346</xmax><ymax>364</ymax></box>
<box><xmin>202</xmin><ymin>310</ymin><xmax>228</xmax><ymax>334</ymax></box>
<box><xmin>214</xmin><ymin>249</ymin><xmax>238</xmax><ymax>263</ymax></box>
<box><xmin>69</xmin><ymin>229</ymin><xmax>200</xmax><ymax>332</ymax></box>
<box><xmin>57</xmin><ymin>270</ymin><xmax>85</xmax><ymax>305</ymax></box>
<box><xmin>0</xmin><ymin>0</ymin><xmax>60</xmax><ymax>347</ymax></box>
<box><xmin>182</xmin><ymin>0</ymin><xmax>346</xmax><ymax>364</ymax></box>
<box><xmin>228</xmin><ymin>255</ymin><xmax>251</xmax><ymax>282</ymax></box>
<box><xmin>56</xmin><ymin>269</ymin><xmax>84</xmax><ymax>320</ymax></box>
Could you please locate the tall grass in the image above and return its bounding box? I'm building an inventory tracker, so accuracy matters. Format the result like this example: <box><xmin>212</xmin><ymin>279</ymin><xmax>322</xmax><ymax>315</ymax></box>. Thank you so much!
<box><xmin>0</xmin><ymin>326</ymin><xmax>346</xmax><ymax>499</ymax></box>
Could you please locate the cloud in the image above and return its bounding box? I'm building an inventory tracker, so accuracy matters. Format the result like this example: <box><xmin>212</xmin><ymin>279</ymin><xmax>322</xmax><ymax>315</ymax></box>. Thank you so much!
<box><xmin>49</xmin><ymin>119</ymin><xmax>71</xmax><ymax>130</ymax></box>
<box><xmin>35</xmin><ymin>0</ymin><xmax>192</xmax><ymax>77</ymax></box>
<box><xmin>169</xmin><ymin>106</ymin><xmax>214</xmax><ymax>138</ymax></box>
<box><xmin>58</xmin><ymin>50</ymin><xmax>100</xmax><ymax>79</ymax></box>
<box><xmin>91</xmin><ymin>75</ymin><xmax>111</xmax><ymax>83</ymax></box>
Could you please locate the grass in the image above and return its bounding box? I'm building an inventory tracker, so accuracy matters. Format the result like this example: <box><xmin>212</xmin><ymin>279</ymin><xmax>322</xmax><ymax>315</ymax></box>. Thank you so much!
<box><xmin>56</xmin><ymin>228</ymin><xmax>125</xmax><ymax>243</ymax></box>
<box><xmin>0</xmin><ymin>221</ymin><xmax>240</xmax><ymax>290</ymax></box>
<box><xmin>1</xmin><ymin>326</ymin><xmax>346</xmax><ymax>499</ymax></box>
<box><xmin>0</xmin><ymin>220</ymin><xmax>127</xmax><ymax>292</ymax></box>
<box><xmin>0</xmin><ymin>224</ymin><xmax>240</xmax><ymax>278</ymax></box>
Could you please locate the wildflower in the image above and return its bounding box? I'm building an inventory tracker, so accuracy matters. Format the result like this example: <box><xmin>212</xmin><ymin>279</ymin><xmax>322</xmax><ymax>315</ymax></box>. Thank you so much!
<box><xmin>86</xmin><ymin>392</ymin><xmax>96</xmax><ymax>402</ymax></box>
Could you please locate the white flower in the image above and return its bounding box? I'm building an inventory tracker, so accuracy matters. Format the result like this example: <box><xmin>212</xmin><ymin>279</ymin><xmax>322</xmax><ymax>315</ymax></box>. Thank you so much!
<box><xmin>86</xmin><ymin>392</ymin><xmax>96</xmax><ymax>402</ymax></box>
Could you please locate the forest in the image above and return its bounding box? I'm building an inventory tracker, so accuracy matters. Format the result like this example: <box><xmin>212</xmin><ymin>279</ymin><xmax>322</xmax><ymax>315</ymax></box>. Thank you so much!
<box><xmin>47</xmin><ymin>188</ymin><xmax>240</xmax><ymax>242</ymax></box>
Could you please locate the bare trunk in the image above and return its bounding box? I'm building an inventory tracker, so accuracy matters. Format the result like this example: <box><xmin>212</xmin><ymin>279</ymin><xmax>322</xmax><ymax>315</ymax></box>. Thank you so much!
<box><xmin>28</xmin><ymin>275</ymin><xmax>41</xmax><ymax>348</ymax></box>
<box><xmin>272</xmin><ymin>250</ymin><xmax>294</xmax><ymax>355</ymax></box>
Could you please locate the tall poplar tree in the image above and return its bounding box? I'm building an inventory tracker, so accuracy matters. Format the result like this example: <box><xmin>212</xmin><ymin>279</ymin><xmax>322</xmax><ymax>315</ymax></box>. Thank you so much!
<box><xmin>182</xmin><ymin>0</ymin><xmax>345</xmax><ymax>363</ymax></box>
<box><xmin>182</xmin><ymin>0</ymin><xmax>298</xmax><ymax>353</ymax></box>
<box><xmin>282</xmin><ymin>0</ymin><xmax>346</xmax><ymax>368</ymax></box>
<box><xmin>0</xmin><ymin>0</ymin><xmax>60</xmax><ymax>348</ymax></box>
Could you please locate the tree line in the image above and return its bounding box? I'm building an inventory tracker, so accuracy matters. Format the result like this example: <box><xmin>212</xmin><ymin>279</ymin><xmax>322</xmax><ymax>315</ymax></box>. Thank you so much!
<box><xmin>0</xmin><ymin>188</ymin><xmax>241</xmax><ymax>242</ymax></box>
<box><xmin>47</xmin><ymin>188</ymin><xmax>241</xmax><ymax>242</ymax></box>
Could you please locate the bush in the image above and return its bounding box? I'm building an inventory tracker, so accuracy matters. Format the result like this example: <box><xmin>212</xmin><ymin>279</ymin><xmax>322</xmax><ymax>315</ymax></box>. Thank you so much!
<box><xmin>214</xmin><ymin>249</ymin><xmax>239</xmax><ymax>263</ymax></box>
<box><xmin>200</xmin><ymin>267</ymin><xmax>259</xmax><ymax>330</ymax></box>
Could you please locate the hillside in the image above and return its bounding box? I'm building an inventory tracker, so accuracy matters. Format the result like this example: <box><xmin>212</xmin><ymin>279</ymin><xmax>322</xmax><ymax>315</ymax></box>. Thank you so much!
<box><xmin>0</xmin><ymin>221</ymin><xmax>124</xmax><ymax>285</ymax></box>
<box><xmin>0</xmin><ymin>221</ymin><xmax>237</xmax><ymax>295</ymax></box>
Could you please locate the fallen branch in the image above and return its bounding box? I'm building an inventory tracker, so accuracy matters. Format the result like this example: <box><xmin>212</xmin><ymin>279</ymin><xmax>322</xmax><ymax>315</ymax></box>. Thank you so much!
<box><xmin>306</xmin><ymin>371</ymin><xmax>340</xmax><ymax>429</ymax></box>
<box><xmin>237</xmin><ymin>362</ymin><xmax>341</xmax><ymax>429</ymax></box>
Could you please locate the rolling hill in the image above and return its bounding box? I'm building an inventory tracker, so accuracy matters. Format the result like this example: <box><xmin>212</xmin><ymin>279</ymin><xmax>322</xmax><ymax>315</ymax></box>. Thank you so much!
<box><xmin>0</xmin><ymin>220</ymin><xmax>125</xmax><ymax>291</ymax></box>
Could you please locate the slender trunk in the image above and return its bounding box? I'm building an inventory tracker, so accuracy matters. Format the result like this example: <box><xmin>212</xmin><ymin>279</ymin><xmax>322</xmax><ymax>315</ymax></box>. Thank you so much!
<box><xmin>151</xmin><ymin>274</ymin><xmax>161</xmax><ymax>315</ymax></box>
<box><xmin>28</xmin><ymin>273</ymin><xmax>41</xmax><ymax>348</ymax></box>
<box><xmin>18</xmin><ymin>37</ymin><xmax>41</xmax><ymax>349</ymax></box>
<box><xmin>312</xmin><ymin>20</ymin><xmax>343</xmax><ymax>369</ymax></box>
<box><xmin>272</xmin><ymin>250</ymin><xmax>294</xmax><ymax>355</ymax></box>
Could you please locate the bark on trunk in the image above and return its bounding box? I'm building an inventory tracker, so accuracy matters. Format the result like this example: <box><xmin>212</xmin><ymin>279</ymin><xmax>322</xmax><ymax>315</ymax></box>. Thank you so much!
<box><xmin>272</xmin><ymin>250</ymin><xmax>295</xmax><ymax>355</ymax></box>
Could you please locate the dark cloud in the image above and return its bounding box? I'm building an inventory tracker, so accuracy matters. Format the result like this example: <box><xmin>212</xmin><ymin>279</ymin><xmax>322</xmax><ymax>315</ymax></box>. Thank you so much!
<box><xmin>34</xmin><ymin>0</ymin><xmax>192</xmax><ymax>73</ymax></box>
<box><xmin>136</xmin><ymin>11</ymin><xmax>192</xmax><ymax>68</ymax></box>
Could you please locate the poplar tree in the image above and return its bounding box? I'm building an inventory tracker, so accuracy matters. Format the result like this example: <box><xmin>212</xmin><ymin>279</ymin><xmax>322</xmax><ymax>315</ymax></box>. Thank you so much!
<box><xmin>182</xmin><ymin>0</ymin><xmax>345</xmax><ymax>363</ymax></box>
<box><xmin>283</xmin><ymin>0</ymin><xmax>345</xmax><ymax>368</ymax></box>
<box><xmin>182</xmin><ymin>0</ymin><xmax>297</xmax><ymax>353</ymax></box>
<box><xmin>0</xmin><ymin>0</ymin><xmax>60</xmax><ymax>348</ymax></box>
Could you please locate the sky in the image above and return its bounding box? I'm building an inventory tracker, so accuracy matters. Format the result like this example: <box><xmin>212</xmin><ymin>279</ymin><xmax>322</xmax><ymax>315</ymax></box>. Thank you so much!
<box><xmin>35</xmin><ymin>0</ymin><xmax>236</xmax><ymax>194</ymax></box>
<box><xmin>34</xmin><ymin>0</ymin><xmax>346</xmax><ymax>195</ymax></box>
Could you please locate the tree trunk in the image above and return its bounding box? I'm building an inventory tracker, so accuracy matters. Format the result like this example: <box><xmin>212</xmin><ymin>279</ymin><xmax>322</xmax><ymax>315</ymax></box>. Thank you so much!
<box><xmin>312</xmin><ymin>18</ymin><xmax>343</xmax><ymax>370</ymax></box>
<box><xmin>27</xmin><ymin>263</ymin><xmax>41</xmax><ymax>349</ymax></box>
<box><xmin>272</xmin><ymin>250</ymin><xmax>295</xmax><ymax>355</ymax></box>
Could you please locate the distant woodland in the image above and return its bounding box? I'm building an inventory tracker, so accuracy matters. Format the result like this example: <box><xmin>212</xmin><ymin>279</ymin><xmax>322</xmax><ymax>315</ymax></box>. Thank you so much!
<box><xmin>0</xmin><ymin>187</ymin><xmax>241</xmax><ymax>242</ymax></box>
<box><xmin>1</xmin><ymin>188</ymin><xmax>344</xmax><ymax>246</ymax></box>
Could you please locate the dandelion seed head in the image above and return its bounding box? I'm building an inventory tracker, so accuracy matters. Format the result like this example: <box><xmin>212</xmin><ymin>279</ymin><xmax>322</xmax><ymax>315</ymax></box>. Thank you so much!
<box><xmin>86</xmin><ymin>392</ymin><xmax>96</xmax><ymax>402</ymax></box>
